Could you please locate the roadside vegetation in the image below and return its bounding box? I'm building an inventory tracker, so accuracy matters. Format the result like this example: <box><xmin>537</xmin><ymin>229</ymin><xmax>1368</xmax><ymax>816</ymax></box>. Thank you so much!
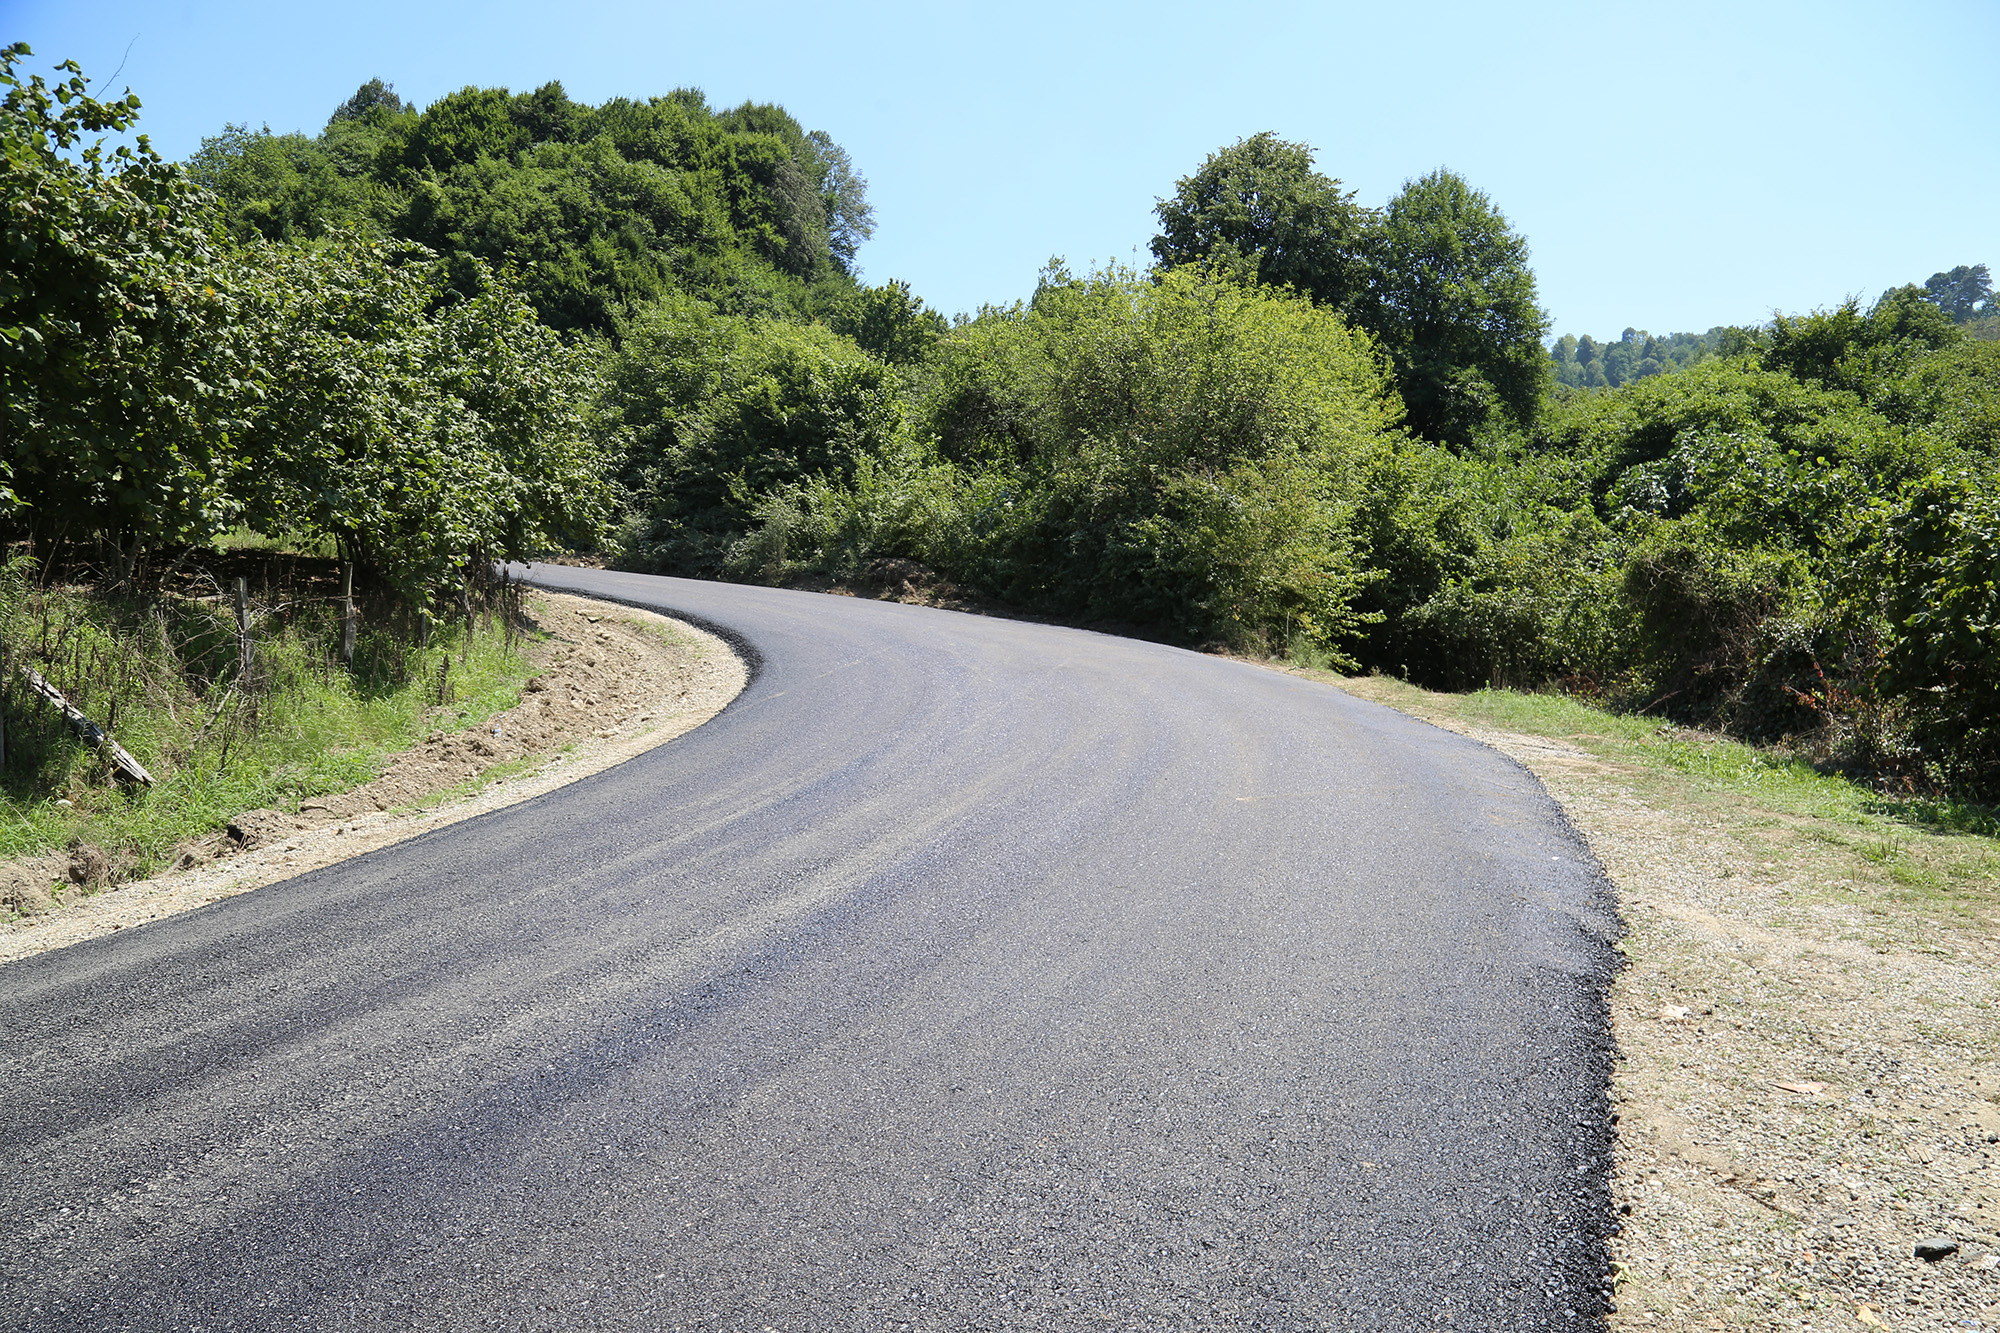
<box><xmin>0</xmin><ymin>554</ymin><xmax>534</xmax><ymax>878</ymax></box>
<box><xmin>1325</xmin><ymin>673</ymin><xmax>1999</xmax><ymax>916</ymax></box>
<box><xmin>6</xmin><ymin>42</ymin><xmax>1999</xmax><ymax>900</ymax></box>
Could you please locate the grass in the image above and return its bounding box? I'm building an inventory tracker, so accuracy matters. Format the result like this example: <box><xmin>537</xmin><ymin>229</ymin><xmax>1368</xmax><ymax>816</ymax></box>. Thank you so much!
<box><xmin>1</xmin><ymin>565</ymin><xmax>540</xmax><ymax>886</ymax></box>
<box><xmin>1306</xmin><ymin>671</ymin><xmax>2000</xmax><ymax>926</ymax></box>
<box><xmin>208</xmin><ymin>526</ymin><xmax>338</xmax><ymax>559</ymax></box>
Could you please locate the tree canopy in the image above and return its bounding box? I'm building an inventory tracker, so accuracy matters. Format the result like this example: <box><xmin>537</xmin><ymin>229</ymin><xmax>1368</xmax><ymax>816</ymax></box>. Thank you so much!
<box><xmin>1</xmin><ymin>41</ymin><xmax>243</xmax><ymax>550</ymax></box>
<box><xmin>1358</xmin><ymin>169</ymin><xmax>1549</xmax><ymax>448</ymax></box>
<box><xmin>1150</xmin><ymin>143</ymin><xmax>1548</xmax><ymax>450</ymax></box>
<box><xmin>186</xmin><ymin>78</ymin><xmax>875</xmax><ymax>335</ymax></box>
<box><xmin>1921</xmin><ymin>264</ymin><xmax>1994</xmax><ymax>320</ymax></box>
<box><xmin>1149</xmin><ymin>132</ymin><xmax>1369</xmax><ymax>311</ymax></box>
<box><xmin>3</xmin><ymin>46</ymin><xmax>612</xmax><ymax>605</ymax></box>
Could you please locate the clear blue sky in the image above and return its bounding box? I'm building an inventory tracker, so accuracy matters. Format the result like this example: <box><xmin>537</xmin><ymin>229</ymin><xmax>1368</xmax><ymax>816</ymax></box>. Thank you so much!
<box><xmin>9</xmin><ymin>0</ymin><xmax>1995</xmax><ymax>336</ymax></box>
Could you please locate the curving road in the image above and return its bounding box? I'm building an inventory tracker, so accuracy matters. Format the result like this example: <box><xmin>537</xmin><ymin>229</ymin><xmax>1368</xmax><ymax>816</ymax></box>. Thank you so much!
<box><xmin>0</xmin><ymin>569</ymin><xmax>1622</xmax><ymax>1331</ymax></box>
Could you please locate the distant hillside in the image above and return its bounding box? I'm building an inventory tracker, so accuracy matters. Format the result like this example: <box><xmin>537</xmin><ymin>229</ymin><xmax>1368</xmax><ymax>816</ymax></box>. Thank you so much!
<box><xmin>1548</xmin><ymin>326</ymin><xmax>1749</xmax><ymax>389</ymax></box>
<box><xmin>1553</xmin><ymin>265</ymin><xmax>1995</xmax><ymax>389</ymax></box>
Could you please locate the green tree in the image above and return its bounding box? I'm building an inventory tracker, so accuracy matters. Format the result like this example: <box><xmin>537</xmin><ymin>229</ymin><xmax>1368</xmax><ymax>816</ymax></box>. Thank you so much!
<box><xmin>393</xmin><ymin>86</ymin><xmax>529</xmax><ymax>174</ymax></box>
<box><xmin>1920</xmin><ymin>264</ymin><xmax>1992</xmax><ymax>320</ymax></box>
<box><xmin>328</xmin><ymin>77</ymin><xmax>404</xmax><ymax>124</ymax></box>
<box><xmin>824</xmin><ymin>279</ymin><xmax>945</xmax><ymax>364</ymax></box>
<box><xmin>186</xmin><ymin>124</ymin><xmax>371</xmax><ymax>241</ymax></box>
<box><xmin>0</xmin><ymin>42</ymin><xmax>247</xmax><ymax>567</ymax></box>
<box><xmin>1360</xmin><ymin>168</ymin><xmax>1549</xmax><ymax>448</ymax></box>
<box><xmin>1149</xmin><ymin>132</ymin><xmax>1370</xmax><ymax>310</ymax></box>
<box><xmin>806</xmin><ymin>129</ymin><xmax>874</xmax><ymax>274</ymax></box>
<box><xmin>233</xmin><ymin>237</ymin><xmax>610</xmax><ymax>600</ymax></box>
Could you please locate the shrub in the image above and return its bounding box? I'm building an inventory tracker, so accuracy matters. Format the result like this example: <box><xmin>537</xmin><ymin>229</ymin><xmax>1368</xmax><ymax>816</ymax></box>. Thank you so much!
<box><xmin>605</xmin><ymin>294</ymin><xmax>912</xmax><ymax>573</ymax></box>
<box><xmin>1877</xmin><ymin>470</ymin><xmax>2000</xmax><ymax>795</ymax></box>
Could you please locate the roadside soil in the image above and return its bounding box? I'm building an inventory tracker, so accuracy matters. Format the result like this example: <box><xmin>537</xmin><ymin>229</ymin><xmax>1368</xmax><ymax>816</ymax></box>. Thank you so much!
<box><xmin>1323</xmin><ymin>674</ymin><xmax>2000</xmax><ymax>1332</ymax></box>
<box><xmin>0</xmin><ymin>591</ymin><xmax>746</xmax><ymax>966</ymax></box>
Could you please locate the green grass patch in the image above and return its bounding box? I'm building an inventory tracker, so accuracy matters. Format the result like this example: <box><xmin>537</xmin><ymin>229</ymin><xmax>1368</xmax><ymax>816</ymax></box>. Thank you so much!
<box><xmin>207</xmin><ymin>526</ymin><xmax>338</xmax><ymax>559</ymax></box>
<box><xmin>1</xmin><ymin>566</ymin><xmax>539</xmax><ymax>882</ymax></box>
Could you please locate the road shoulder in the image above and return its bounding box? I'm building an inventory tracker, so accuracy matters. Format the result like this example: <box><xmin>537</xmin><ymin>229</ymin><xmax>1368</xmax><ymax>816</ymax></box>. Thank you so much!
<box><xmin>1304</xmin><ymin>670</ymin><xmax>2000</xmax><ymax>1331</ymax></box>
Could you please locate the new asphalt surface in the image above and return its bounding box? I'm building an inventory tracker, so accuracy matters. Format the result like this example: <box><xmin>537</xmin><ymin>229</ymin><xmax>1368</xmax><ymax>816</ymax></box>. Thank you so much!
<box><xmin>0</xmin><ymin>569</ymin><xmax>1623</xmax><ymax>1331</ymax></box>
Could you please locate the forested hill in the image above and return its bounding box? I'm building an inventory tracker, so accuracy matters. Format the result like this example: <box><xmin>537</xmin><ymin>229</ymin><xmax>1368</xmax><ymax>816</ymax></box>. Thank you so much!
<box><xmin>1551</xmin><ymin>267</ymin><xmax>1998</xmax><ymax>390</ymax></box>
<box><xmin>187</xmin><ymin>78</ymin><xmax>875</xmax><ymax>333</ymax></box>
<box><xmin>1549</xmin><ymin>327</ymin><xmax>1747</xmax><ymax>389</ymax></box>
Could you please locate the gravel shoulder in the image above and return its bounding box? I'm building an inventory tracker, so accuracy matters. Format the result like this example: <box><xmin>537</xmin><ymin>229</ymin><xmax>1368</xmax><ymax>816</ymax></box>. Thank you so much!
<box><xmin>0</xmin><ymin>590</ymin><xmax>746</xmax><ymax>967</ymax></box>
<box><xmin>1316</xmin><ymin>672</ymin><xmax>2000</xmax><ymax>1332</ymax></box>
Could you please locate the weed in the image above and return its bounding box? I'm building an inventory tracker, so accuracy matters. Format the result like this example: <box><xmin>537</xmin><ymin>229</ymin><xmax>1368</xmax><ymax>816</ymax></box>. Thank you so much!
<box><xmin>1859</xmin><ymin>834</ymin><xmax>1905</xmax><ymax>865</ymax></box>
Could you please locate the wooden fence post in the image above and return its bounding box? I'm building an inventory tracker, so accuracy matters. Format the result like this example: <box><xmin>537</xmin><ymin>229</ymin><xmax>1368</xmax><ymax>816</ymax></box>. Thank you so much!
<box><xmin>340</xmin><ymin>562</ymin><xmax>357</xmax><ymax>666</ymax></box>
<box><xmin>233</xmin><ymin>577</ymin><xmax>253</xmax><ymax>676</ymax></box>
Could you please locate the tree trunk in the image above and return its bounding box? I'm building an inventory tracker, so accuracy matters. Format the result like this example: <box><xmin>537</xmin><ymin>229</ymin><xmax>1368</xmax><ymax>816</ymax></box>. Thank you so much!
<box><xmin>116</xmin><ymin>534</ymin><xmax>143</xmax><ymax>594</ymax></box>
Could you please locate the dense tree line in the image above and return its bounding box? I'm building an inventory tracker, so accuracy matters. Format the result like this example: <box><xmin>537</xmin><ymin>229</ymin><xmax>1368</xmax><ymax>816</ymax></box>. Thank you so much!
<box><xmin>1549</xmin><ymin>266</ymin><xmax>1996</xmax><ymax>391</ymax></box>
<box><xmin>1549</xmin><ymin>327</ymin><xmax>1748</xmax><ymax>388</ymax></box>
<box><xmin>11</xmin><ymin>44</ymin><xmax>2000</xmax><ymax>803</ymax></box>
<box><xmin>1</xmin><ymin>46</ymin><xmax>611</xmax><ymax>613</ymax></box>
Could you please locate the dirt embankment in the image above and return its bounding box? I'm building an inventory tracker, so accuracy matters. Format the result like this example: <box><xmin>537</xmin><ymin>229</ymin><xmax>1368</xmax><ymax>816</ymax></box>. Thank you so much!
<box><xmin>0</xmin><ymin>591</ymin><xmax>746</xmax><ymax>965</ymax></box>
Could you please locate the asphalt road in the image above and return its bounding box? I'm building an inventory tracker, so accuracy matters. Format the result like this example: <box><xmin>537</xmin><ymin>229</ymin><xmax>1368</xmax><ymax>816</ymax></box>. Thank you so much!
<box><xmin>0</xmin><ymin>569</ymin><xmax>1623</xmax><ymax>1331</ymax></box>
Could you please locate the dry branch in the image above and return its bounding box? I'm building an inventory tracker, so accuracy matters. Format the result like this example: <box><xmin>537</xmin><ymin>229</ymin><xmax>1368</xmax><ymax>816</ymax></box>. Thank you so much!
<box><xmin>15</xmin><ymin>663</ymin><xmax>154</xmax><ymax>785</ymax></box>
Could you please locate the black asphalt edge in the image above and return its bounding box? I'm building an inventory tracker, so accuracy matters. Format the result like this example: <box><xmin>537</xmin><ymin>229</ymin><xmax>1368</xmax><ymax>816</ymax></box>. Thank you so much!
<box><xmin>1456</xmin><ymin>737</ymin><xmax>1630</xmax><ymax>1329</ymax></box>
<box><xmin>1286</xmin><ymin>673</ymin><xmax>1629</xmax><ymax>1327</ymax></box>
<box><xmin>511</xmin><ymin>566</ymin><xmax>770</xmax><ymax>706</ymax></box>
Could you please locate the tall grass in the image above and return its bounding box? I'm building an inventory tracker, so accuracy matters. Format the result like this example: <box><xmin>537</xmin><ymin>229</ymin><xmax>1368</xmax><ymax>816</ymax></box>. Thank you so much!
<box><xmin>0</xmin><ymin>554</ymin><xmax>534</xmax><ymax>878</ymax></box>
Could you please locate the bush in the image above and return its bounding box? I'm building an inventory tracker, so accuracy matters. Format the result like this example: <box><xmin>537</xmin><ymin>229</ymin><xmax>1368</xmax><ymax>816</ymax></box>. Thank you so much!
<box><xmin>725</xmin><ymin>438</ymin><xmax>967</xmax><ymax>584</ymax></box>
<box><xmin>914</xmin><ymin>265</ymin><xmax>1401</xmax><ymax>653</ymax></box>
<box><xmin>1877</xmin><ymin>470</ymin><xmax>2000</xmax><ymax>795</ymax></box>
<box><xmin>1614</xmin><ymin>522</ymin><xmax>1818</xmax><ymax>729</ymax></box>
<box><xmin>605</xmin><ymin>294</ymin><xmax>914</xmax><ymax>573</ymax></box>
